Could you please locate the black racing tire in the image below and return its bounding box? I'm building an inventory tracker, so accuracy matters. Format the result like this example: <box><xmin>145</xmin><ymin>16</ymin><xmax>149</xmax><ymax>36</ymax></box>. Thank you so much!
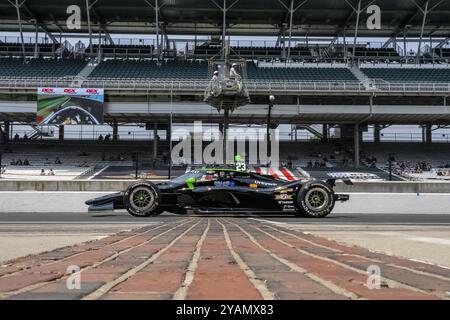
<box><xmin>295</xmin><ymin>181</ymin><xmax>335</xmax><ymax>218</ymax></box>
<box><xmin>123</xmin><ymin>181</ymin><xmax>161</xmax><ymax>217</ymax></box>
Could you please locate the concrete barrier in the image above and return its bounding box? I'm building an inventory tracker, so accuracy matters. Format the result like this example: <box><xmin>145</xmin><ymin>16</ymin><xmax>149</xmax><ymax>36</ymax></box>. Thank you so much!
<box><xmin>0</xmin><ymin>180</ymin><xmax>160</xmax><ymax>192</ymax></box>
<box><xmin>2</xmin><ymin>179</ymin><xmax>450</xmax><ymax>193</ymax></box>
<box><xmin>334</xmin><ymin>181</ymin><xmax>450</xmax><ymax>194</ymax></box>
<box><xmin>0</xmin><ymin>191</ymin><xmax>449</xmax><ymax>214</ymax></box>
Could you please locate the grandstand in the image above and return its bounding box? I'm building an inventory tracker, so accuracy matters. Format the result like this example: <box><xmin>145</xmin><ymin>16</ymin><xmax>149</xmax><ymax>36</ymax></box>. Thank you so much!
<box><xmin>0</xmin><ymin>58</ymin><xmax>87</xmax><ymax>78</ymax></box>
<box><xmin>1</xmin><ymin>0</ymin><xmax>450</xmax><ymax>181</ymax></box>
<box><xmin>361</xmin><ymin>67</ymin><xmax>450</xmax><ymax>83</ymax></box>
<box><xmin>89</xmin><ymin>60</ymin><xmax>208</xmax><ymax>80</ymax></box>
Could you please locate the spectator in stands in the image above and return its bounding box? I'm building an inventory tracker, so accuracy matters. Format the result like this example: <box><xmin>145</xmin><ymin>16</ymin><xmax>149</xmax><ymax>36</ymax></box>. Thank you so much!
<box><xmin>98</xmin><ymin>134</ymin><xmax>104</xmax><ymax>141</ymax></box>
<box><xmin>44</xmin><ymin>158</ymin><xmax>51</xmax><ymax>165</ymax></box>
<box><xmin>23</xmin><ymin>134</ymin><xmax>28</xmax><ymax>141</ymax></box>
<box><xmin>23</xmin><ymin>159</ymin><xmax>30</xmax><ymax>166</ymax></box>
<box><xmin>55</xmin><ymin>157</ymin><xmax>62</xmax><ymax>165</ymax></box>
<box><xmin>13</xmin><ymin>133</ymin><xmax>19</xmax><ymax>141</ymax></box>
<box><xmin>48</xmin><ymin>168</ymin><xmax>55</xmax><ymax>176</ymax></box>
<box><xmin>16</xmin><ymin>159</ymin><xmax>23</xmax><ymax>165</ymax></box>
<box><xmin>104</xmin><ymin>134</ymin><xmax>111</xmax><ymax>141</ymax></box>
<box><xmin>10</xmin><ymin>158</ymin><xmax>16</xmax><ymax>165</ymax></box>
<box><xmin>40</xmin><ymin>169</ymin><xmax>46</xmax><ymax>176</ymax></box>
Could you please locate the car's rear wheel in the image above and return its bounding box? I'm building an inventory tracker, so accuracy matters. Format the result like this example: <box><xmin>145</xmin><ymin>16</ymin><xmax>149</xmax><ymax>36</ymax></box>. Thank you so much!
<box><xmin>295</xmin><ymin>181</ymin><xmax>335</xmax><ymax>218</ymax></box>
<box><xmin>123</xmin><ymin>181</ymin><xmax>161</xmax><ymax>217</ymax></box>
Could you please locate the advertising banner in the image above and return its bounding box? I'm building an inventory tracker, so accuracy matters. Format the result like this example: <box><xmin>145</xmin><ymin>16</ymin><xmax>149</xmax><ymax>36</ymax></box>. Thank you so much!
<box><xmin>37</xmin><ymin>88</ymin><xmax>104</xmax><ymax>125</ymax></box>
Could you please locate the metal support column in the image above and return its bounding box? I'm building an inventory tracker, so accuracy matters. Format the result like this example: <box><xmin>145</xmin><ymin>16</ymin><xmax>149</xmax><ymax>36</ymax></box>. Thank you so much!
<box><xmin>59</xmin><ymin>126</ymin><xmax>64</xmax><ymax>142</ymax></box>
<box><xmin>112</xmin><ymin>121</ymin><xmax>118</xmax><ymax>141</ymax></box>
<box><xmin>34</xmin><ymin>20</ymin><xmax>39</xmax><ymax>58</ymax></box>
<box><xmin>354</xmin><ymin>124</ymin><xmax>360</xmax><ymax>168</ymax></box>
<box><xmin>267</xmin><ymin>99</ymin><xmax>274</xmax><ymax>157</ymax></box>
<box><xmin>343</xmin><ymin>32</ymin><xmax>347</xmax><ymax>61</ymax></box>
<box><xmin>322</xmin><ymin>124</ymin><xmax>328</xmax><ymax>141</ymax></box>
<box><xmin>403</xmin><ymin>29</ymin><xmax>407</xmax><ymax>60</ymax></box>
<box><xmin>287</xmin><ymin>0</ymin><xmax>294</xmax><ymax>60</ymax></box>
<box><xmin>425</xmin><ymin>124</ymin><xmax>432</xmax><ymax>144</ymax></box>
<box><xmin>3</xmin><ymin>122</ymin><xmax>10</xmax><ymax>143</ymax></box>
<box><xmin>222</xmin><ymin>0</ymin><xmax>226</xmax><ymax>54</ymax></box>
<box><xmin>86</xmin><ymin>0</ymin><xmax>93</xmax><ymax>55</ymax></box>
<box><xmin>11</xmin><ymin>0</ymin><xmax>26</xmax><ymax>62</ymax></box>
<box><xmin>144</xmin><ymin>0</ymin><xmax>166</xmax><ymax>62</ymax></box>
<box><xmin>352</xmin><ymin>0</ymin><xmax>362</xmax><ymax>66</ymax></box>
<box><xmin>374</xmin><ymin>124</ymin><xmax>381</xmax><ymax>143</ymax></box>
<box><xmin>417</xmin><ymin>1</ymin><xmax>429</xmax><ymax>63</ymax></box>
<box><xmin>211</xmin><ymin>0</ymin><xmax>241</xmax><ymax>58</ymax></box>
<box><xmin>277</xmin><ymin>0</ymin><xmax>308</xmax><ymax>61</ymax></box>
<box><xmin>153</xmin><ymin>122</ymin><xmax>158</xmax><ymax>159</ymax></box>
<box><xmin>156</xmin><ymin>0</ymin><xmax>160</xmax><ymax>60</ymax></box>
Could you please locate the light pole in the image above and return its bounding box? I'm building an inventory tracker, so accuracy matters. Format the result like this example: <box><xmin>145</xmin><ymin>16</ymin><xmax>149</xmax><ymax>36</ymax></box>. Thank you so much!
<box><xmin>267</xmin><ymin>95</ymin><xmax>275</xmax><ymax>157</ymax></box>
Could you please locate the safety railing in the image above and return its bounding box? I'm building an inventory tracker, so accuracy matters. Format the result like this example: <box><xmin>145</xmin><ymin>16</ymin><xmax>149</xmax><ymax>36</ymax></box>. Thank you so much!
<box><xmin>1</xmin><ymin>77</ymin><xmax>450</xmax><ymax>94</ymax></box>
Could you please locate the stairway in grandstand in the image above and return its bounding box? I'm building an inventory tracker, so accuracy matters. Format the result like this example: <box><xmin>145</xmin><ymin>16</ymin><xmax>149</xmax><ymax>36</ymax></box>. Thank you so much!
<box><xmin>70</xmin><ymin>58</ymin><xmax>100</xmax><ymax>87</ymax></box>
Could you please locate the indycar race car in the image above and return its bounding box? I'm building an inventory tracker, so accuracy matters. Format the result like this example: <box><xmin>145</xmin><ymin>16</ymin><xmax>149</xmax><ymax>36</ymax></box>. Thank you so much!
<box><xmin>86</xmin><ymin>167</ymin><xmax>350</xmax><ymax>218</ymax></box>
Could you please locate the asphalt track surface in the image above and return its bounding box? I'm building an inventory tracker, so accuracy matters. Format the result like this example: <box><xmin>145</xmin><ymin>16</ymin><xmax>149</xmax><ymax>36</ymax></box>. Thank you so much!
<box><xmin>0</xmin><ymin>212</ymin><xmax>449</xmax><ymax>225</ymax></box>
<box><xmin>0</xmin><ymin>212</ymin><xmax>449</xmax><ymax>300</ymax></box>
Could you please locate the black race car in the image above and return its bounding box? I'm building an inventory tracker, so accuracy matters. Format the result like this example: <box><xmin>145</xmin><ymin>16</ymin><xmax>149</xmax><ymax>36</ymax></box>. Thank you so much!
<box><xmin>85</xmin><ymin>168</ymin><xmax>350</xmax><ymax>218</ymax></box>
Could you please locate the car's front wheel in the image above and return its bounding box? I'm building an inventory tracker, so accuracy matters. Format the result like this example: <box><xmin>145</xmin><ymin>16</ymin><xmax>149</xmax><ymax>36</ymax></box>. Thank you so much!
<box><xmin>123</xmin><ymin>181</ymin><xmax>161</xmax><ymax>217</ymax></box>
<box><xmin>295</xmin><ymin>181</ymin><xmax>335</xmax><ymax>218</ymax></box>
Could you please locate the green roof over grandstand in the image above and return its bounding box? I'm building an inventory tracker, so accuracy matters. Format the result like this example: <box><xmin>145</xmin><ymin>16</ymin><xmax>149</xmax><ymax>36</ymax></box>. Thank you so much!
<box><xmin>0</xmin><ymin>0</ymin><xmax>450</xmax><ymax>37</ymax></box>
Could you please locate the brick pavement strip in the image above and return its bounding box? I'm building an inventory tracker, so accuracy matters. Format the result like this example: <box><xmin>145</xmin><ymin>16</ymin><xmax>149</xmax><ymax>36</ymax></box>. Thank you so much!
<box><xmin>0</xmin><ymin>218</ymin><xmax>193</xmax><ymax>299</ymax></box>
<box><xmin>222</xmin><ymin>219</ymin><xmax>443</xmax><ymax>300</ymax></box>
<box><xmin>218</xmin><ymin>219</ymin><xmax>348</xmax><ymax>300</ymax></box>
<box><xmin>1</xmin><ymin>217</ymin><xmax>449</xmax><ymax>300</ymax></box>
<box><xmin>102</xmin><ymin>220</ymin><xmax>210</xmax><ymax>300</ymax></box>
<box><xmin>257</xmin><ymin>223</ymin><xmax>450</xmax><ymax>298</ymax></box>
<box><xmin>0</xmin><ymin>222</ymin><xmax>167</xmax><ymax>278</ymax></box>
<box><xmin>186</xmin><ymin>219</ymin><xmax>263</xmax><ymax>300</ymax></box>
<box><xmin>265</xmin><ymin>224</ymin><xmax>450</xmax><ymax>278</ymax></box>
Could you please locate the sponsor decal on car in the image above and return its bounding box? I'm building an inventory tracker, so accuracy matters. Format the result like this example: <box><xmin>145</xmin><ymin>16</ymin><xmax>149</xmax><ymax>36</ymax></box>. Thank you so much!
<box><xmin>214</xmin><ymin>181</ymin><xmax>236</xmax><ymax>187</ymax></box>
<box><xmin>275</xmin><ymin>194</ymin><xmax>293</xmax><ymax>201</ymax></box>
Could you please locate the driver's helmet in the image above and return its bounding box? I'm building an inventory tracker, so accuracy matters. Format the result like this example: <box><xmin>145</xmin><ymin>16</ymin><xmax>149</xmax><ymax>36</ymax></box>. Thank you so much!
<box><xmin>214</xmin><ymin>71</ymin><xmax>218</xmax><ymax>75</ymax></box>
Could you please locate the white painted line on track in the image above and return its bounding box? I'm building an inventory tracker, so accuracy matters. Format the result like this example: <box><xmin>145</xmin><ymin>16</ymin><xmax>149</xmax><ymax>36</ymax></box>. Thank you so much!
<box><xmin>407</xmin><ymin>237</ymin><xmax>450</xmax><ymax>246</ymax></box>
<box><xmin>248</xmin><ymin>218</ymin><xmax>288</xmax><ymax>225</ymax></box>
<box><xmin>88</xmin><ymin>165</ymin><xmax>110</xmax><ymax>180</ymax></box>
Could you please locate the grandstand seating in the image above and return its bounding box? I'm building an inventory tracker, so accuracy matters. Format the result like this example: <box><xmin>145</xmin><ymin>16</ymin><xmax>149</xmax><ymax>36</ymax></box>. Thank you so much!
<box><xmin>89</xmin><ymin>60</ymin><xmax>357</xmax><ymax>82</ymax></box>
<box><xmin>361</xmin><ymin>67</ymin><xmax>450</xmax><ymax>83</ymax></box>
<box><xmin>91</xmin><ymin>44</ymin><xmax>155</xmax><ymax>58</ymax></box>
<box><xmin>361</xmin><ymin>143</ymin><xmax>450</xmax><ymax>168</ymax></box>
<box><xmin>2</xmin><ymin>54</ymin><xmax>450</xmax><ymax>84</ymax></box>
<box><xmin>246</xmin><ymin>62</ymin><xmax>357</xmax><ymax>82</ymax></box>
<box><xmin>0</xmin><ymin>58</ymin><xmax>87</xmax><ymax>78</ymax></box>
<box><xmin>89</xmin><ymin>59</ymin><xmax>208</xmax><ymax>79</ymax></box>
<box><xmin>0</xmin><ymin>42</ymin><xmax>55</xmax><ymax>57</ymax></box>
<box><xmin>351</xmin><ymin>47</ymin><xmax>400</xmax><ymax>60</ymax></box>
<box><xmin>434</xmin><ymin>48</ymin><xmax>450</xmax><ymax>58</ymax></box>
<box><xmin>194</xmin><ymin>45</ymin><xmax>312</xmax><ymax>60</ymax></box>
